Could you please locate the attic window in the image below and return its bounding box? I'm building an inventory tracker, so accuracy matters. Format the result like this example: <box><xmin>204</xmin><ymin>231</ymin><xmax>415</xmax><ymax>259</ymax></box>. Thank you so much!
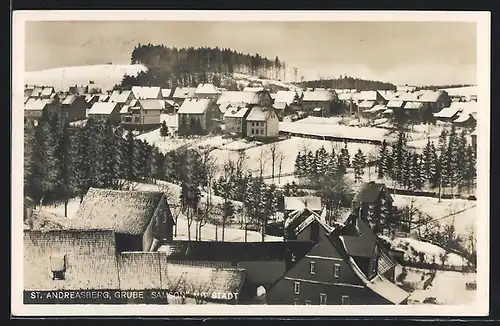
<box><xmin>309</xmin><ymin>261</ymin><xmax>316</xmax><ymax>275</ymax></box>
<box><xmin>294</xmin><ymin>281</ymin><xmax>301</xmax><ymax>295</ymax></box>
<box><xmin>50</xmin><ymin>254</ymin><xmax>67</xmax><ymax>280</ymax></box>
<box><xmin>333</xmin><ymin>264</ymin><xmax>340</xmax><ymax>278</ymax></box>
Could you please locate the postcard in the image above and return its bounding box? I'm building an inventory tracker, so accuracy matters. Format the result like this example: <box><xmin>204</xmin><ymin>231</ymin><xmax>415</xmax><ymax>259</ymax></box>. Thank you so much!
<box><xmin>11</xmin><ymin>10</ymin><xmax>490</xmax><ymax>317</ymax></box>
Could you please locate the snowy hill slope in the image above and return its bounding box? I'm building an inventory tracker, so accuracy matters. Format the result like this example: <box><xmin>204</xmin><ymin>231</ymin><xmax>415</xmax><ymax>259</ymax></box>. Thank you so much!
<box><xmin>232</xmin><ymin>73</ymin><xmax>298</xmax><ymax>91</ymax></box>
<box><xmin>24</xmin><ymin>64</ymin><xmax>148</xmax><ymax>92</ymax></box>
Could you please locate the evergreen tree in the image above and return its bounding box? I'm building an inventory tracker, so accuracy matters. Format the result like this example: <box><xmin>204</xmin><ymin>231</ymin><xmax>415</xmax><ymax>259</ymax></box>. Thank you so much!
<box><xmin>294</xmin><ymin>151</ymin><xmax>305</xmax><ymax>178</ymax></box>
<box><xmin>400</xmin><ymin>149</ymin><xmax>412</xmax><ymax>189</ymax></box>
<box><xmin>29</xmin><ymin>110</ymin><xmax>58</xmax><ymax>206</ymax></box>
<box><xmin>410</xmin><ymin>153</ymin><xmax>425</xmax><ymax>191</ymax></box>
<box><xmin>23</xmin><ymin>119</ymin><xmax>36</xmax><ymax>193</ymax></box>
<box><xmin>456</xmin><ymin>129</ymin><xmax>468</xmax><ymax>191</ymax></box>
<box><xmin>429</xmin><ymin>141</ymin><xmax>438</xmax><ymax>187</ymax></box>
<box><xmin>377</xmin><ymin>140</ymin><xmax>388</xmax><ymax>179</ymax></box>
<box><xmin>422</xmin><ymin>138</ymin><xmax>433</xmax><ymax>183</ymax></box>
<box><xmin>352</xmin><ymin>149</ymin><xmax>366</xmax><ymax>183</ymax></box>
<box><xmin>438</xmin><ymin>128</ymin><xmax>449</xmax><ymax>188</ymax></box>
<box><xmin>305</xmin><ymin>150</ymin><xmax>315</xmax><ymax>179</ymax></box>
<box><xmin>159</xmin><ymin>120</ymin><xmax>169</xmax><ymax>140</ymax></box>
<box><xmin>465</xmin><ymin>145</ymin><xmax>477</xmax><ymax>193</ymax></box>
<box><xmin>446</xmin><ymin>125</ymin><xmax>459</xmax><ymax>192</ymax></box>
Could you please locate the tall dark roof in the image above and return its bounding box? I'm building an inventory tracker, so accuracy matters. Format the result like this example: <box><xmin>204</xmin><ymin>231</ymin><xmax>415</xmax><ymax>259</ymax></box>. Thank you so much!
<box><xmin>158</xmin><ymin>240</ymin><xmax>315</xmax><ymax>263</ymax></box>
<box><xmin>73</xmin><ymin>188</ymin><xmax>165</xmax><ymax>235</ymax></box>
<box><xmin>353</xmin><ymin>182</ymin><xmax>393</xmax><ymax>204</ymax></box>
<box><xmin>339</xmin><ymin>215</ymin><xmax>377</xmax><ymax>258</ymax></box>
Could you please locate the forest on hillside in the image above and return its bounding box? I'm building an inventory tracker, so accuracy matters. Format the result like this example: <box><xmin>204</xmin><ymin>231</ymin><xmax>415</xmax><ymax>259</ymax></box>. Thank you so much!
<box><xmin>299</xmin><ymin>75</ymin><xmax>396</xmax><ymax>91</ymax></box>
<box><xmin>414</xmin><ymin>84</ymin><xmax>475</xmax><ymax>91</ymax></box>
<box><xmin>119</xmin><ymin>44</ymin><xmax>290</xmax><ymax>90</ymax></box>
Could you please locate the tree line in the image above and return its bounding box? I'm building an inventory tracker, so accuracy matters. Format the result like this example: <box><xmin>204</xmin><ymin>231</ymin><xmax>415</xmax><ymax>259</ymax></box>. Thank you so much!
<box><xmin>377</xmin><ymin>127</ymin><xmax>476</xmax><ymax>196</ymax></box>
<box><xmin>299</xmin><ymin>75</ymin><xmax>396</xmax><ymax>91</ymax></box>
<box><xmin>122</xmin><ymin>44</ymin><xmax>289</xmax><ymax>89</ymax></box>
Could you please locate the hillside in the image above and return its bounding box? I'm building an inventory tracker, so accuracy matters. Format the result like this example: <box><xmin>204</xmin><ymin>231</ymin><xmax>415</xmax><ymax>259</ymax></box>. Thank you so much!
<box><xmin>25</xmin><ymin>64</ymin><xmax>147</xmax><ymax>92</ymax></box>
<box><xmin>299</xmin><ymin>76</ymin><xmax>396</xmax><ymax>91</ymax></box>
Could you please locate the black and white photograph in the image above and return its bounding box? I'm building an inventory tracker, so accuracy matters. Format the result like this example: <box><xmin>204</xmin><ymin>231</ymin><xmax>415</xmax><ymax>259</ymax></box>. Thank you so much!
<box><xmin>11</xmin><ymin>11</ymin><xmax>490</xmax><ymax>316</ymax></box>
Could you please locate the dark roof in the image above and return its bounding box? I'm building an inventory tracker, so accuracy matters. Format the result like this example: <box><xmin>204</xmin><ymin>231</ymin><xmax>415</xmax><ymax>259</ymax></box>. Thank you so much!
<box><xmin>24</xmin><ymin>229</ymin><xmax>119</xmax><ymax>290</ymax></box>
<box><xmin>340</xmin><ymin>216</ymin><xmax>377</xmax><ymax>258</ymax></box>
<box><xmin>73</xmin><ymin>188</ymin><xmax>165</xmax><ymax>235</ymax></box>
<box><xmin>158</xmin><ymin>240</ymin><xmax>315</xmax><ymax>263</ymax></box>
<box><xmin>352</xmin><ymin>182</ymin><xmax>393</xmax><ymax>204</ymax></box>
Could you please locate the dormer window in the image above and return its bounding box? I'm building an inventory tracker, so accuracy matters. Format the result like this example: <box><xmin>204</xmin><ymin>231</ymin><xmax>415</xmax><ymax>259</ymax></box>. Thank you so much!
<box><xmin>50</xmin><ymin>254</ymin><xmax>67</xmax><ymax>280</ymax></box>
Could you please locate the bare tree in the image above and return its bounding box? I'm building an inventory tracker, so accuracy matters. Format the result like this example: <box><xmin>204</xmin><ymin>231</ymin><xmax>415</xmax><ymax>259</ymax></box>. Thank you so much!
<box><xmin>366</xmin><ymin>149</ymin><xmax>378</xmax><ymax>182</ymax></box>
<box><xmin>165</xmin><ymin>270</ymin><xmax>188</xmax><ymax>305</ymax></box>
<box><xmin>268</xmin><ymin>142</ymin><xmax>281</xmax><ymax>182</ymax></box>
<box><xmin>196</xmin><ymin>199</ymin><xmax>216</xmax><ymax>241</ymax></box>
<box><xmin>277</xmin><ymin>152</ymin><xmax>285</xmax><ymax>183</ymax></box>
<box><xmin>258</xmin><ymin>147</ymin><xmax>268</xmax><ymax>178</ymax></box>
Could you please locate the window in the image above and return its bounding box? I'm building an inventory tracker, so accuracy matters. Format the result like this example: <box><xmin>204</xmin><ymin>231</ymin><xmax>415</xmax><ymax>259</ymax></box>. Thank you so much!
<box><xmin>319</xmin><ymin>293</ymin><xmax>327</xmax><ymax>305</ymax></box>
<box><xmin>252</xmin><ymin>122</ymin><xmax>255</xmax><ymax>126</ymax></box>
<box><xmin>305</xmin><ymin>300</ymin><xmax>311</xmax><ymax>305</ymax></box>
<box><xmin>309</xmin><ymin>261</ymin><xmax>316</xmax><ymax>275</ymax></box>
<box><xmin>294</xmin><ymin>281</ymin><xmax>301</xmax><ymax>294</ymax></box>
<box><xmin>293</xmin><ymin>299</ymin><xmax>300</xmax><ymax>305</ymax></box>
<box><xmin>334</xmin><ymin>264</ymin><xmax>340</xmax><ymax>278</ymax></box>
<box><xmin>341</xmin><ymin>295</ymin><xmax>350</xmax><ymax>305</ymax></box>
<box><xmin>251</xmin><ymin>129</ymin><xmax>254</xmax><ymax>134</ymax></box>
<box><xmin>260</xmin><ymin>128</ymin><xmax>265</xmax><ymax>135</ymax></box>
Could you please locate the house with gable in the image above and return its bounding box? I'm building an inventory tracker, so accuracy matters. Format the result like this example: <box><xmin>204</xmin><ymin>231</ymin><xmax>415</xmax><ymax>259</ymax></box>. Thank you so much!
<box><xmin>266</xmin><ymin>210</ymin><xmax>408</xmax><ymax>305</ymax></box>
<box><xmin>24</xmin><ymin>98</ymin><xmax>59</xmax><ymax>119</ymax></box>
<box><xmin>273</xmin><ymin>91</ymin><xmax>299</xmax><ymax>117</ymax></box>
<box><xmin>87</xmin><ymin>102</ymin><xmax>122</xmax><ymax>124</ymax></box>
<box><xmin>351</xmin><ymin>181</ymin><xmax>394</xmax><ymax>235</ymax></box>
<box><xmin>245</xmin><ymin>106</ymin><xmax>279</xmax><ymax>138</ymax></box>
<box><xmin>120</xmin><ymin>98</ymin><xmax>163</xmax><ymax>128</ymax></box>
<box><xmin>283</xmin><ymin>196</ymin><xmax>323</xmax><ymax>220</ymax></box>
<box><xmin>223</xmin><ymin>105</ymin><xmax>251</xmax><ymax>135</ymax></box>
<box><xmin>68</xmin><ymin>85</ymin><xmax>89</xmax><ymax>95</ymax></box>
<box><xmin>108</xmin><ymin>89</ymin><xmax>136</xmax><ymax>112</ymax></box>
<box><xmin>72</xmin><ymin>188</ymin><xmax>175</xmax><ymax>252</ymax></box>
<box><xmin>301</xmin><ymin>90</ymin><xmax>337</xmax><ymax>113</ymax></box>
<box><xmin>177</xmin><ymin>98</ymin><xmax>222</xmax><ymax>135</ymax></box>
<box><xmin>59</xmin><ymin>94</ymin><xmax>88</xmax><ymax>121</ymax></box>
<box><xmin>284</xmin><ymin>206</ymin><xmax>332</xmax><ymax>244</ymax></box>
<box><xmin>217</xmin><ymin>90</ymin><xmax>274</xmax><ymax>115</ymax></box>
<box><xmin>194</xmin><ymin>83</ymin><xmax>222</xmax><ymax>100</ymax></box>
<box><xmin>356</xmin><ymin>90</ymin><xmax>387</xmax><ymax>112</ymax></box>
<box><xmin>172</xmin><ymin>87</ymin><xmax>196</xmax><ymax>106</ymax></box>
<box><xmin>131</xmin><ymin>86</ymin><xmax>162</xmax><ymax>100</ymax></box>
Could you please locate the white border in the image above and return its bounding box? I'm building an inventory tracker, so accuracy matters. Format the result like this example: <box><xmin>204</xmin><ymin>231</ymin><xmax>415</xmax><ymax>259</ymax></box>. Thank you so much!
<box><xmin>11</xmin><ymin>10</ymin><xmax>491</xmax><ymax>317</ymax></box>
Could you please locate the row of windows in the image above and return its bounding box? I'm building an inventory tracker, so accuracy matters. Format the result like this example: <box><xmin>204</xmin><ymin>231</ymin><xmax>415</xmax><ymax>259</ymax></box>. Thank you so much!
<box><xmin>292</xmin><ymin>294</ymin><xmax>350</xmax><ymax>305</ymax></box>
<box><xmin>251</xmin><ymin>121</ymin><xmax>264</xmax><ymax>127</ymax></box>
<box><xmin>309</xmin><ymin>261</ymin><xmax>340</xmax><ymax>278</ymax></box>
<box><xmin>250</xmin><ymin>128</ymin><xmax>265</xmax><ymax>135</ymax></box>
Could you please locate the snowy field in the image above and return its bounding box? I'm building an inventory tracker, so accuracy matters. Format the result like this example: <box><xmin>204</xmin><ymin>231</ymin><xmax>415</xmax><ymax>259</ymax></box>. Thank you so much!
<box><xmin>25</xmin><ymin>64</ymin><xmax>147</xmax><ymax>92</ymax></box>
<box><xmin>395</xmin><ymin>266</ymin><xmax>476</xmax><ymax>305</ymax></box>
<box><xmin>392</xmin><ymin>195</ymin><xmax>477</xmax><ymax>237</ymax></box>
<box><xmin>232</xmin><ymin>73</ymin><xmax>297</xmax><ymax>91</ymax></box>
<box><xmin>279</xmin><ymin>121</ymin><xmax>389</xmax><ymax>143</ymax></box>
<box><xmin>160</xmin><ymin>114</ymin><xmax>178</xmax><ymax>130</ymax></box>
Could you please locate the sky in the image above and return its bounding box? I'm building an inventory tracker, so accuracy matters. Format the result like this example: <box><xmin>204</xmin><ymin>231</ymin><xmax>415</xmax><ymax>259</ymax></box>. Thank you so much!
<box><xmin>25</xmin><ymin>21</ymin><xmax>477</xmax><ymax>86</ymax></box>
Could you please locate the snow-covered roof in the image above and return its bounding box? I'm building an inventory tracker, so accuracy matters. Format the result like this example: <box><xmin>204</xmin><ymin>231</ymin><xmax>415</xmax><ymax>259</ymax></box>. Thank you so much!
<box><xmin>165</xmin><ymin>99</ymin><xmax>177</xmax><ymax>107</ymax></box>
<box><xmin>364</xmin><ymin>104</ymin><xmax>386</xmax><ymax>113</ymax></box>
<box><xmin>161</xmin><ymin>88</ymin><xmax>172</xmax><ymax>98</ymax></box>
<box><xmin>273</xmin><ymin>102</ymin><xmax>287</xmax><ymax>110</ymax></box>
<box><xmin>25</xmin><ymin>98</ymin><xmax>51</xmax><ymax>111</ymax></box>
<box><xmin>274</xmin><ymin>91</ymin><xmax>296</xmax><ymax>105</ymax></box>
<box><xmin>413</xmin><ymin>90</ymin><xmax>444</xmax><ymax>103</ymax></box>
<box><xmin>74</xmin><ymin>188</ymin><xmax>167</xmax><ymax>235</ymax></box>
<box><xmin>88</xmin><ymin>102</ymin><xmax>119</xmax><ymax>115</ymax></box>
<box><xmin>434</xmin><ymin>104</ymin><xmax>462</xmax><ymax>118</ymax></box>
<box><xmin>177</xmin><ymin>98</ymin><xmax>213</xmax><ymax>114</ymax></box>
<box><xmin>109</xmin><ymin>90</ymin><xmax>133</xmax><ymax>103</ymax></box>
<box><xmin>279</xmin><ymin>122</ymin><xmax>387</xmax><ymax>142</ymax></box>
<box><xmin>131</xmin><ymin>86</ymin><xmax>161</xmax><ymax>100</ymax></box>
<box><xmin>217</xmin><ymin>91</ymin><xmax>263</xmax><ymax>105</ymax></box>
<box><xmin>243</xmin><ymin>86</ymin><xmax>264</xmax><ymax>92</ymax></box>
<box><xmin>172</xmin><ymin>87</ymin><xmax>196</xmax><ymax>99</ymax></box>
<box><xmin>404</xmin><ymin>101</ymin><xmax>424</xmax><ymax>110</ymax></box>
<box><xmin>358</xmin><ymin>100</ymin><xmax>375</xmax><ymax>109</ymax></box>
<box><xmin>358</xmin><ymin>90</ymin><xmax>380</xmax><ymax>102</ymax></box>
<box><xmin>302</xmin><ymin>90</ymin><xmax>334</xmax><ymax>102</ymax></box>
<box><xmin>223</xmin><ymin>107</ymin><xmax>249</xmax><ymax>119</ymax></box>
<box><xmin>41</xmin><ymin>87</ymin><xmax>55</xmax><ymax>97</ymax></box>
<box><xmin>61</xmin><ymin>94</ymin><xmax>78</xmax><ymax>105</ymax></box>
<box><xmin>453</xmin><ymin>112</ymin><xmax>476</xmax><ymax>123</ymax></box>
<box><xmin>471</xmin><ymin>129</ymin><xmax>477</xmax><ymax>136</ymax></box>
<box><xmin>382</xmin><ymin>108</ymin><xmax>394</xmax><ymax>114</ymax></box>
<box><xmin>246</xmin><ymin>106</ymin><xmax>274</xmax><ymax>121</ymax></box>
<box><xmin>195</xmin><ymin>83</ymin><xmax>221</xmax><ymax>95</ymax></box>
<box><xmin>386</xmin><ymin>100</ymin><xmax>404</xmax><ymax>108</ymax></box>
<box><xmin>366</xmin><ymin>273</ymin><xmax>410</xmax><ymax>304</ymax></box>
<box><xmin>138</xmin><ymin>99</ymin><xmax>163</xmax><ymax>111</ymax></box>
<box><xmin>293</xmin><ymin>212</ymin><xmax>333</xmax><ymax>235</ymax></box>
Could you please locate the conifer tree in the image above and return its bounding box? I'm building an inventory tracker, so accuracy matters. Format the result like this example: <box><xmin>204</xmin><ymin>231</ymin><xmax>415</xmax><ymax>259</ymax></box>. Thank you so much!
<box><xmin>465</xmin><ymin>145</ymin><xmax>477</xmax><ymax>193</ymax></box>
<box><xmin>30</xmin><ymin>109</ymin><xmax>58</xmax><ymax>206</ymax></box>
<box><xmin>352</xmin><ymin>149</ymin><xmax>366</xmax><ymax>183</ymax></box>
<box><xmin>422</xmin><ymin>138</ymin><xmax>433</xmax><ymax>182</ymax></box>
<box><xmin>160</xmin><ymin>120</ymin><xmax>169</xmax><ymax>140</ymax></box>
<box><xmin>24</xmin><ymin>119</ymin><xmax>36</xmax><ymax>193</ymax></box>
<box><xmin>377</xmin><ymin>140</ymin><xmax>388</xmax><ymax>179</ymax></box>
<box><xmin>456</xmin><ymin>129</ymin><xmax>468</xmax><ymax>191</ymax></box>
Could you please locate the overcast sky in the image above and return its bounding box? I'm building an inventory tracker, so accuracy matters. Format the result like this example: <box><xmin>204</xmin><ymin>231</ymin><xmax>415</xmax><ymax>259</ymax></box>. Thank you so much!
<box><xmin>25</xmin><ymin>21</ymin><xmax>477</xmax><ymax>86</ymax></box>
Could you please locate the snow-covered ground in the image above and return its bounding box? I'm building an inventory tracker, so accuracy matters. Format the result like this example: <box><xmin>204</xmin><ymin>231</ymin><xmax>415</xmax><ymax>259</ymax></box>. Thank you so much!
<box><xmin>392</xmin><ymin>195</ymin><xmax>477</xmax><ymax>237</ymax></box>
<box><xmin>279</xmin><ymin>121</ymin><xmax>389</xmax><ymax>143</ymax></box>
<box><xmin>136</xmin><ymin>128</ymin><xmax>205</xmax><ymax>152</ymax></box>
<box><xmin>395</xmin><ymin>266</ymin><xmax>476</xmax><ymax>305</ymax></box>
<box><xmin>232</xmin><ymin>73</ymin><xmax>297</xmax><ymax>91</ymax></box>
<box><xmin>25</xmin><ymin>64</ymin><xmax>147</xmax><ymax>92</ymax></box>
<box><xmin>160</xmin><ymin>114</ymin><xmax>178</xmax><ymax>130</ymax></box>
<box><xmin>383</xmin><ymin>236</ymin><xmax>470</xmax><ymax>267</ymax></box>
<box><xmin>440</xmin><ymin>86</ymin><xmax>477</xmax><ymax>98</ymax></box>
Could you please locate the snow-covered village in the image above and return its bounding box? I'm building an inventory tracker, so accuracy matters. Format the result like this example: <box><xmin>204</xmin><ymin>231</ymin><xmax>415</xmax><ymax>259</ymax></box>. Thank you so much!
<box><xmin>20</xmin><ymin>20</ymin><xmax>480</xmax><ymax>307</ymax></box>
